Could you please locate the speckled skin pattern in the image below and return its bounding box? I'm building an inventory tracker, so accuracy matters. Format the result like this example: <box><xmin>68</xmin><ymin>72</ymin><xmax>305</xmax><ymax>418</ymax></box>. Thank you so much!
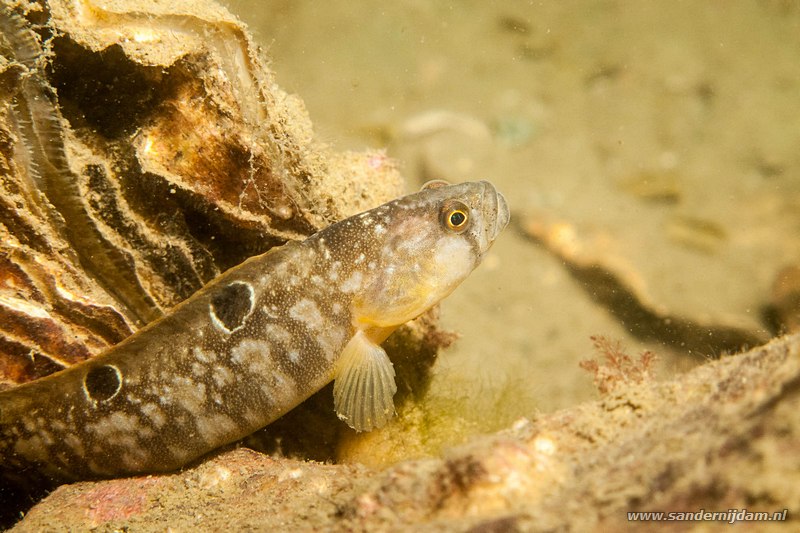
<box><xmin>0</xmin><ymin>181</ymin><xmax>508</xmax><ymax>483</ymax></box>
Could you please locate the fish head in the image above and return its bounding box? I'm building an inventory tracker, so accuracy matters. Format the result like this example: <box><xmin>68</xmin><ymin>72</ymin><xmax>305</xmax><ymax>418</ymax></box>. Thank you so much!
<box><xmin>353</xmin><ymin>180</ymin><xmax>509</xmax><ymax>332</ymax></box>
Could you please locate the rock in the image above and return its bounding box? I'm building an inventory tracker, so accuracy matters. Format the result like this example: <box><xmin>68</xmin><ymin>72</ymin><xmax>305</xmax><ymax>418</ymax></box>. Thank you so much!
<box><xmin>13</xmin><ymin>334</ymin><xmax>800</xmax><ymax>531</ymax></box>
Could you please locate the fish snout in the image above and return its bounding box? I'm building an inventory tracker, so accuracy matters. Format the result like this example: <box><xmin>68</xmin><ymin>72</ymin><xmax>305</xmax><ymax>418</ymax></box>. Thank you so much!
<box><xmin>495</xmin><ymin>190</ymin><xmax>510</xmax><ymax>235</ymax></box>
<box><xmin>479</xmin><ymin>180</ymin><xmax>510</xmax><ymax>246</ymax></box>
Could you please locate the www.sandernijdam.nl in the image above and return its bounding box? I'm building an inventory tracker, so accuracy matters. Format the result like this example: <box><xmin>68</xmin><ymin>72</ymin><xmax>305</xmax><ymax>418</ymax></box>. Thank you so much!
<box><xmin>628</xmin><ymin>509</ymin><xmax>788</xmax><ymax>524</ymax></box>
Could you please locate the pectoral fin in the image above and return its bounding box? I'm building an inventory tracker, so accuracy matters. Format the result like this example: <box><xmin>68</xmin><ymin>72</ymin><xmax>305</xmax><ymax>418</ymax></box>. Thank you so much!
<box><xmin>333</xmin><ymin>330</ymin><xmax>397</xmax><ymax>432</ymax></box>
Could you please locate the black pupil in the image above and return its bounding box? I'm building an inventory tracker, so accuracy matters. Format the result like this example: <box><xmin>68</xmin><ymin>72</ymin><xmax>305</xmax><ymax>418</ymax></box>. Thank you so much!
<box><xmin>450</xmin><ymin>211</ymin><xmax>466</xmax><ymax>226</ymax></box>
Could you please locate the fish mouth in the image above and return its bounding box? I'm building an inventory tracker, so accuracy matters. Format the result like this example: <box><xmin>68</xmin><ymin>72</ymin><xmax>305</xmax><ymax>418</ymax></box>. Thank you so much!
<box><xmin>479</xmin><ymin>180</ymin><xmax>510</xmax><ymax>245</ymax></box>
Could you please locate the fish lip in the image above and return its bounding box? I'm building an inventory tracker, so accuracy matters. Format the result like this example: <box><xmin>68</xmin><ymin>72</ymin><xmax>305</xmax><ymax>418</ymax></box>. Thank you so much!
<box><xmin>495</xmin><ymin>190</ymin><xmax>510</xmax><ymax>235</ymax></box>
<box><xmin>479</xmin><ymin>180</ymin><xmax>510</xmax><ymax>244</ymax></box>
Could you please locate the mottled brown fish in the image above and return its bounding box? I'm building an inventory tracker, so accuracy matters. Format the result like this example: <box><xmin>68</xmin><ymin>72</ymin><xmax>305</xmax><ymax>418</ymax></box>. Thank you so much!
<box><xmin>0</xmin><ymin>180</ymin><xmax>508</xmax><ymax>483</ymax></box>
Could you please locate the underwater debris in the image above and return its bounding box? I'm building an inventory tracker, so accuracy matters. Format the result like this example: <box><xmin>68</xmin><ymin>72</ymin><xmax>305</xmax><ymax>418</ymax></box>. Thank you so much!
<box><xmin>520</xmin><ymin>213</ymin><xmax>768</xmax><ymax>356</ymax></box>
<box><xmin>664</xmin><ymin>214</ymin><xmax>728</xmax><ymax>254</ymax></box>
<box><xmin>615</xmin><ymin>170</ymin><xmax>683</xmax><ymax>204</ymax></box>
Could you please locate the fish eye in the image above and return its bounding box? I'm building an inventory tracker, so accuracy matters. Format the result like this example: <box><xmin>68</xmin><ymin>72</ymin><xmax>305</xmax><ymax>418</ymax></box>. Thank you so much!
<box><xmin>440</xmin><ymin>201</ymin><xmax>470</xmax><ymax>233</ymax></box>
<box><xmin>449</xmin><ymin>210</ymin><xmax>467</xmax><ymax>227</ymax></box>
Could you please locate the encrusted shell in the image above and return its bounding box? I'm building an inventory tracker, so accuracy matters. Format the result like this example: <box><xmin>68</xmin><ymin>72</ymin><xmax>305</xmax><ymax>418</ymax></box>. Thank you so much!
<box><xmin>0</xmin><ymin>0</ymin><xmax>403</xmax><ymax>389</ymax></box>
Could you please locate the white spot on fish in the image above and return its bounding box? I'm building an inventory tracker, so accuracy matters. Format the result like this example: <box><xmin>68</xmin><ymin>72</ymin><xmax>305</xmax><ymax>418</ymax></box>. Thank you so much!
<box><xmin>318</xmin><ymin>326</ymin><xmax>347</xmax><ymax>361</ymax></box>
<box><xmin>21</xmin><ymin>417</ymin><xmax>41</xmax><ymax>433</ymax></box>
<box><xmin>193</xmin><ymin>347</ymin><xmax>216</xmax><ymax>364</ymax></box>
<box><xmin>141</xmin><ymin>403</ymin><xmax>167</xmax><ymax>428</ymax></box>
<box><xmin>374</xmin><ymin>224</ymin><xmax>386</xmax><ymax>236</ymax></box>
<box><xmin>231</xmin><ymin>339</ymin><xmax>272</xmax><ymax>375</ymax></box>
<box><xmin>157</xmin><ymin>384</ymin><xmax>174</xmax><ymax>406</ymax></box>
<box><xmin>195</xmin><ymin>413</ymin><xmax>237</xmax><ymax>445</ymax></box>
<box><xmin>262</xmin><ymin>372</ymin><xmax>296</xmax><ymax>407</ymax></box>
<box><xmin>126</xmin><ymin>394</ymin><xmax>141</xmax><ymax>405</ymax></box>
<box><xmin>289</xmin><ymin>299</ymin><xmax>324</xmax><ymax>331</ymax></box>
<box><xmin>340</xmin><ymin>271</ymin><xmax>363</xmax><ymax>293</ymax></box>
<box><xmin>434</xmin><ymin>236</ymin><xmax>474</xmax><ymax>288</ymax></box>
<box><xmin>14</xmin><ymin>436</ymin><xmax>50</xmax><ymax>464</ymax></box>
<box><xmin>212</xmin><ymin>365</ymin><xmax>234</xmax><ymax>388</ymax></box>
<box><xmin>171</xmin><ymin>376</ymin><xmax>206</xmax><ymax>415</ymax></box>
<box><xmin>262</xmin><ymin>305</ymin><xmax>280</xmax><ymax>319</ymax></box>
<box><xmin>86</xmin><ymin>412</ymin><xmax>142</xmax><ymax>439</ymax></box>
<box><xmin>264</xmin><ymin>324</ymin><xmax>292</xmax><ymax>345</ymax></box>
<box><xmin>63</xmin><ymin>433</ymin><xmax>85</xmax><ymax>456</ymax></box>
<box><xmin>191</xmin><ymin>362</ymin><xmax>205</xmax><ymax>377</ymax></box>
<box><xmin>119</xmin><ymin>448</ymin><xmax>151</xmax><ymax>471</ymax></box>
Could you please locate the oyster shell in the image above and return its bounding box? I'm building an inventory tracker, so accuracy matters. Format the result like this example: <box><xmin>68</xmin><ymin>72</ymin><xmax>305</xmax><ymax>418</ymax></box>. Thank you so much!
<box><xmin>0</xmin><ymin>0</ymin><xmax>404</xmax><ymax>389</ymax></box>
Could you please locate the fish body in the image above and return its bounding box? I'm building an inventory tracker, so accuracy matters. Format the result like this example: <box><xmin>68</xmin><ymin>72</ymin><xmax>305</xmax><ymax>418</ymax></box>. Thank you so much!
<box><xmin>0</xmin><ymin>181</ymin><xmax>508</xmax><ymax>482</ymax></box>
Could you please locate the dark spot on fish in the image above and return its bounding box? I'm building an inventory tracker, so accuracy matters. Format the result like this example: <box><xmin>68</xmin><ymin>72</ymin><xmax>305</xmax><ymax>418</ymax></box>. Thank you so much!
<box><xmin>84</xmin><ymin>365</ymin><xmax>122</xmax><ymax>402</ymax></box>
<box><xmin>210</xmin><ymin>281</ymin><xmax>254</xmax><ymax>333</ymax></box>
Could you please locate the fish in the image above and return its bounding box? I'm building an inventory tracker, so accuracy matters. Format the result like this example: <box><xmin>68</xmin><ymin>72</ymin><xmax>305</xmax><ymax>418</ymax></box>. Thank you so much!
<box><xmin>0</xmin><ymin>180</ymin><xmax>509</xmax><ymax>483</ymax></box>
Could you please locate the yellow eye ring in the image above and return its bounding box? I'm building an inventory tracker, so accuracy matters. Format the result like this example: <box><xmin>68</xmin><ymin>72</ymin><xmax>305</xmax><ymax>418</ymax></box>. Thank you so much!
<box><xmin>440</xmin><ymin>201</ymin><xmax>470</xmax><ymax>233</ymax></box>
